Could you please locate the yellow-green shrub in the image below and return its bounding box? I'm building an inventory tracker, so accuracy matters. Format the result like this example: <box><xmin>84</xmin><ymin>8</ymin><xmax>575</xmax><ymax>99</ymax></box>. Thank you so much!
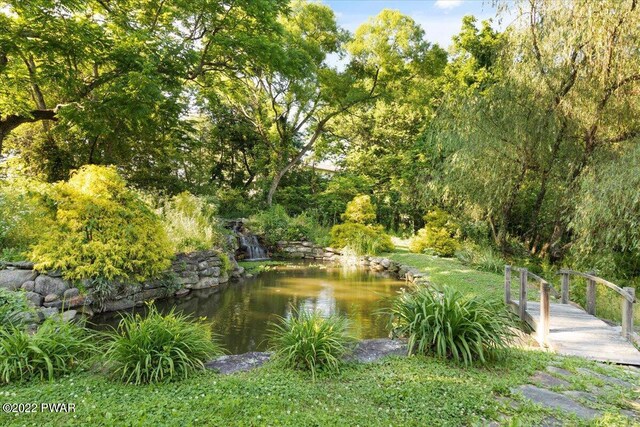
<box><xmin>409</xmin><ymin>209</ymin><xmax>460</xmax><ymax>257</ymax></box>
<box><xmin>30</xmin><ymin>165</ymin><xmax>173</xmax><ymax>282</ymax></box>
<box><xmin>330</xmin><ymin>223</ymin><xmax>394</xmax><ymax>255</ymax></box>
<box><xmin>158</xmin><ymin>192</ymin><xmax>228</xmax><ymax>253</ymax></box>
<box><xmin>341</xmin><ymin>195</ymin><xmax>376</xmax><ymax>225</ymax></box>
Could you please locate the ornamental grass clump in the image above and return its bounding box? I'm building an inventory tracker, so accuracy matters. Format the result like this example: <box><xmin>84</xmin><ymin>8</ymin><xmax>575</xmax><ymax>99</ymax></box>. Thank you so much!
<box><xmin>104</xmin><ymin>305</ymin><xmax>222</xmax><ymax>385</ymax></box>
<box><xmin>389</xmin><ymin>285</ymin><xmax>515</xmax><ymax>365</ymax></box>
<box><xmin>268</xmin><ymin>309</ymin><xmax>356</xmax><ymax>380</ymax></box>
<box><xmin>0</xmin><ymin>318</ymin><xmax>96</xmax><ymax>384</ymax></box>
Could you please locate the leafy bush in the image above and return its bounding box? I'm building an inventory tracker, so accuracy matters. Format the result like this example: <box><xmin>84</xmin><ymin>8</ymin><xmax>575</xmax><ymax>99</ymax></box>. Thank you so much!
<box><xmin>248</xmin><ymin>205</ymin><xmax>330</xmax><ymax>247</ymax></box>
<box><xmin>409</xmin><ymin>209</ymin><xmax>460</xmax><ymax>256</ymax></box>
<box><xmin>330</xmin><ymin>222</ymin><xmax>394</xmax><ymax>255</ymax></box>
<box><xmin>157</xmin><ymin>191</ymin><xmax>229</xmax><ymax>253</ymax></box>
<box><xmin>268</xmin><ymin>309</ymin><xmax>355</xmax><ymax>380</ymax></box>
<box><xmin>389</xmin><ymin>285</ymin><xmax>514</xmax><ymax>365</ymax></box>
<box><xmin>104</xmin><ymin>305</ymin><xmax>222</xmax><ymax>384</ymax></box>
<box><xmin>0</xmin><ymin>319</ymin><xmax>96</xmax><ymax>384</ymax></box>
<box><xmin>29</xmin><ymin>165</ymin><xmax>173</xmax><ymax>282</ymax></box>
<box><xmin>0</xmin><ymin>288</ymin><xmax>32</xmax><ymax>328</ymax></box>
<box><xmin>341</xmin><ymin>195</ymin><xmax>376</xmax><ymax>224</ymax></box>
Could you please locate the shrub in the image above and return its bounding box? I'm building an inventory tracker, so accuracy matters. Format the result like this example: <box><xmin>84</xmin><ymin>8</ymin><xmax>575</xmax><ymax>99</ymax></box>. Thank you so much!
<box><xmin>389</xmin><ymin>285</ymin><xmax>514</xmax><ymax>365</ymax></box>
<box><xmin>157</xmin><ymin>191</ymin><xmax>229</xmax><ymax>253</ymax></box>
<box><xmin>409</xmin><ymin>209</ymin><xmax>460</xmax><ymax>257</ymax></box>
<box><xmin>268</xmin><ymin>309</ymin><xmax>355</xmax><ymax>380</ymax></box>
<box><xmin>455</xmin><ymin>244</ymin><xmax>504</xmax><ymax>273</ymax></box>
<box><xmin>341</xmin><ymin>195</ymin><xmax>376</xmax><ymax>225</ymax></box>
<box><xmin>29</xmin><ymin>165</ymin><xmax>173</xmax><ymax>283</ymax></box>
<box><xmin>248</xmin><ymin>205</ymin><xmax>330</xmax><ymax>247</ymax></box>
<box><xmin>0</xmin><ymin>288</ymin><xmax>32</xmax><ymax>328</ymax></box>
<box><xmin>330</xmin><ymin>222</ymin><xmax>394</xmax><ymax>255</ymax></box>
<box><xmin>0</xmin><ymin>319</ymin><xmax>96</xmax><ymax>384</ymax></box>
<box><xmin>104</xmin><ymin>304</ymin><xmax>222</xmax><ymax>384</ymax></box>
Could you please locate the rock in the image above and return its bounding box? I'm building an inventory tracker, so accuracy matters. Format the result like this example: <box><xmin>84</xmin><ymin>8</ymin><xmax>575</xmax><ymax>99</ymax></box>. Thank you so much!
<box><xmin>61</xmin><ymin>295</ymin><xmax>88</xmax><ymax>309</ymax></box>
<box><xmin>219</xmin><ymin>273</ymin><xmax>229</xmax><ymax>284</ymax></box>
<box><xmin>76</xmin><ymin>305</ymin><xmax>94</xmax><ymax>317</ymax></box>
<box><xmin>34</xmin><ymin>275</ymin><xmax>68</xmax><ymax>297</ymax></box>
<box><xmin>62</xmin><ymin>310</ymin><xmax>77</xmax><ymax>322</ymax></box>
<box><xmin>530</xmin><ymin>371</ymin><xmax>571</xmax><ymax>388</ymax></box>
<box><xmin>175</xmin><ymin>288</ymin><xmax>190</xmax><ymax>297</ymax></box>
<box><xmin>511</xmin><ymin>385</ymin><xmax>600</xmax><ymax>419</ymax></box>
<box><xmin>190</xmin><ymin>277</ymin><xmax>219</xmax><ymax>290</ymax></box>
<box><xmin>205</xmin><ymin>352</ymin><xmax>272</xmax><ymax>375</ymax></box>
<box><xmin>346</xmin><ymin>339</ymin><xmax>407</xmax><ymax>363</ymax></box>
<box><xmin>47</xmin><ymin>270</ymin><xmax>63</xmax><ymax>278</ymax></box>
<box><xmin>1</xmin><ymin>261</ymin><xmax>35</xmax><ymax>269</ymax></box>
<box><xmin>39</xmin><ymin>307</ymin><xmax>59</xmax><ymax>319</ymax></box>
<box><xmin>380</xmin><ymin>258</ymin><xmax>391</xmax><ymax>269</ymax></box>
<box><xmin>177</xmin><ymin>272</ymin><xmax>199</xmax><ymax>286</ymax></box>
<box><xmin>231</xmin><ymin>266</ymin><xmax>245</xmax><ymax>278</ymax></box>
<box><xmin>0</xmin><ymin>269</ymin><xmax>38</xmax><ymax>291</ymax></box>
<box><xmin>546</xmin><ymin>366</ymin><xmax>572</xmax><ymax>377</ymax></box>
<box><xmin>21</xmin><ymin>280</ymin><xmax>35</xmax><ymax>292</ymax></box>
<box><xmin>44</xmin><ymin>293</ymin><xmax>59</xmax><ymax>303</ymax></box>
<box><xmin>101</xmin><ymin>298</ymin><xmax>136</xmax><ymax>312</ymax></box>
<box><xmin>197</xmin><ymin>261</ymin><xmax>209</xmax><ymax>270</ymax></box>
<box><xmin>24</xmin><ymin>291</ymin><xmax>43</xmax><ymax>307</ymax></box>
<box><xmin>63</xmin><ymin>288</ymin><xmax>80</xmax><ymax>299</ymax></box>
<box><xmin>200</xmin><ymin>267</ymin><xmax>221</xmax><ymax>277</ymax></box>
<box><xmin>563</xmin><ymin>391</ymin><xmax>598</xmax><ymax>403</ymax></box>
<box><xmin>301</xmin><ymin>241</ymin><xmax>314</xmax><ymax>247</ymax></box>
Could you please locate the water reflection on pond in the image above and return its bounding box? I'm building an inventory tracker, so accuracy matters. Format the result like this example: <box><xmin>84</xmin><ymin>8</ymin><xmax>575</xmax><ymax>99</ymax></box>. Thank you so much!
<box><xmin>93</xmin><ymin>261</ymin><xmax>407</xmax><ymax>354</ymax></box>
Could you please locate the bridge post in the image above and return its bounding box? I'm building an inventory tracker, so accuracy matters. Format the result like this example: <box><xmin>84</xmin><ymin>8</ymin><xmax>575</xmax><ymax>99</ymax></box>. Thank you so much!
<box><xmin>519</xmin><ymin>268</ymin><xmax>527</xmax><ymax>321</ymax></box>
<box><xmin>561</xmin><ymin>272</ymin><xmax>569</xmax><ymax>304</ymax></box>
<box><xmin>586</xmin><ymin>275</ymin><xmax>596</xmax><ymax>315</ymax></box>
<box><xmin>539</xmin><ymin>281</ymin><xmax>550</xmax><ymax>346</ymax></box>
<box><xmin>504</xmin><ymin>265</ymin><xmax>511</xmax><ymax>304</ymax></box>
<box><xmin>622</xmin><ymin>287</ymin><xmax>635</xmax><ymax>341</ymax></box>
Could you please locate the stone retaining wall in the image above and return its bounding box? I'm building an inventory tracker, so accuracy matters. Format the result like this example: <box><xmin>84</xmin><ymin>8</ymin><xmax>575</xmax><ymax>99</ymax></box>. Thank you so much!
<box><xmin>274</xmin><ymin>240</ymin><xmax>429</xmax><ymax>285</ymax></box>
<box><xmin>0</xmin><ymin>250</ymin><xmax>245</xmax><ymax>323</ymax></box>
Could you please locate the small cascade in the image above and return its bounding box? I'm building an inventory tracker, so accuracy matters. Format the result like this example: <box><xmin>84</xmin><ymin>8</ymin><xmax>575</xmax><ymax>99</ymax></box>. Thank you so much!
<box><xmin>238</xmin><ymin>234</ymin><xmax>269</xmax><ymax>261</ymax></box>
<box><xmin>226</xmin><ymin>219</ymin><xmax>270</xmax><ymax>261</ymax></box>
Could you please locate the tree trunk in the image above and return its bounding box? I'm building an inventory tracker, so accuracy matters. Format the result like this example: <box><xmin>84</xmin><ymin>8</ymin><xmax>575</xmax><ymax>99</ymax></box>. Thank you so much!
<box><xmin>0</xmin><ymin>110</ymin><xmax>57</xmax><ymax>155</ymax></box>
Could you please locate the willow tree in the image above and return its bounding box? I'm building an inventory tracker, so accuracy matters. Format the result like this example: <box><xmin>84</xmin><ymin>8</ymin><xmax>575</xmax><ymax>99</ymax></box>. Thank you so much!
<box><xmin>434</xmin><ymin>0</ymin><xmax>640</xmax><ymax>259</ymax></box>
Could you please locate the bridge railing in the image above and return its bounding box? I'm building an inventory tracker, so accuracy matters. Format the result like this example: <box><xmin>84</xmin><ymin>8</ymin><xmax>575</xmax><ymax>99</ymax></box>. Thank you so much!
<box><xmin>557</xmin><ymin>269</ymin><xmax>636</xmax><ymax>340</ymax></box>
<box><xmin>504</xmin><ymin>265</ymin><xmax>554</xmax><ymax>346</ymax></box>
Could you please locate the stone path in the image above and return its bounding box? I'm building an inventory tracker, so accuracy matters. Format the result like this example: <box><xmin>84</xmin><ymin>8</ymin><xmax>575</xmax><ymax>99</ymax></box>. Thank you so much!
<box><xmin>507</xmin><ymin>364</ymin><xmax>640</xmax><ymax>423</ymax></box>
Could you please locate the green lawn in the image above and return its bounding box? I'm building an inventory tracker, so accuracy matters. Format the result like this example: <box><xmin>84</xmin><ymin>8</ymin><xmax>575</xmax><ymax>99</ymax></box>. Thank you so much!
<box><xmin>1</xmin><ymin>350</ymin><xmax>637</xmax><ymax>426</ymax></box>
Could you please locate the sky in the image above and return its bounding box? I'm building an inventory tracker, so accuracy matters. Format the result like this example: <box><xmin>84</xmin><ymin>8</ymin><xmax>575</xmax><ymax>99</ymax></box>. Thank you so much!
<box><xmin>323</xmin><ymin>0</ymin><xmax>499</xmax><ymax>48</ymax></box>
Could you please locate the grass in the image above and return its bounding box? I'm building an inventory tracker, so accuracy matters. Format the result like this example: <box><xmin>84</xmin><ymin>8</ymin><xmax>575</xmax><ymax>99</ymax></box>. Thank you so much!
<box><xmin>0</xmin><ymin>349</ymin><xmax>637</xmax><ymax>426</ymax></box>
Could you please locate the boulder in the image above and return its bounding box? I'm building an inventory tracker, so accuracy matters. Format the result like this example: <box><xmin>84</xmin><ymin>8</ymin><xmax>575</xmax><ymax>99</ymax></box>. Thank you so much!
<box><xmin>230</xmin><ymin>266</ymin><xmax>245</xmax><ymax>279</ymax></box>
<box><xmin>62</xmin><ymin>310</ymin><xmax>77</xmax><ymax>322</ymax></box>
<box><xmin>101</xmin><ymin>298</ymin><xmax>136</xmax><ymax>312</ymax></box>
<box><xmin>189</xmin><ymin>277</ymin><xmax>219</xmax><ymax>290</ymax></box>
<box><xmin>39</xmin><ymin>307</ymin><xmax>59</xmax><ymax>319</ymax></box>
<box><xmin>25</xmin><ymin>291</ymin><xmax>43</xmax><ymax>307</ymax></box>
<box><xmin>200</xmin><ymin>267</ymin><xmax>221</xmax><ymax>277</ymax></box>
<box><xmin>44</xmin><ymin>293</ymin><xmax>59</xmax><ymax>303</ymax></box>
<box><xmin>76</xmin><ymin>305</ymin><xmax>94</xmax><ymax>317</ymax></box>
<box><xmin>34</xmin><ymin>275</ymin><xmax>68</xmax><ymax>297</ymax></box>
<box><xmin>63</xmin><ymin>288</ymin><xmax>80</xmax><ymax>299</ymax></box>
<box><xmin>219</xmin><ymin>273</ymin><xmax>229</xmax><ymax>284</ymax></box>
<box><xmin>1</xmin><ymin>261</ymin><xmax>35</xmax><ymax>269</ymax></box>
<box><xmin>177</xmin><ymin>271</ymin><xmax>199</xmax><ymax>285</ymax></box>
<box><xmin>380</xmin><ymin>258</ymin><xmax>391</xmax><ymax>269</ymax></box>
<box><xmin>175</xmin><ymin>288</ymin><xmax>190</xmax><ymax>297</ymax></box>
<box><xmin>61</xmin><ymin>295</ymin><xmax>88</xmax><ymax>310</ymax></box>
<box><xmin>0</xmin><ymin>269</ymin><xmax>38</xmax><ymax>291</ymax></box>
<box><xmin>21</xmin><ymin>280</ymin><xmax>35</xmax><ymax>292</ymax></box>
<box><xmin>197</xmin><ymin>261</ymin><xmax>209</xmax><ymax>270</ymax></box>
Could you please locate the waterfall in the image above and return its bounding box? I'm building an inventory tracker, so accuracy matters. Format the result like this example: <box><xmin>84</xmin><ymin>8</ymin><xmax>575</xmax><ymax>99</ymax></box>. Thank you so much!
<box><xmin>238</xmin><ymin>234</ymin><xmax>269</xmax><ymax>261</ymax></box>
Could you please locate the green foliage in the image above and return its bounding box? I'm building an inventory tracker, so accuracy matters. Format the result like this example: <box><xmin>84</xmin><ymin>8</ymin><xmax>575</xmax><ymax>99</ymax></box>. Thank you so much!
<box><xmin>268</xmin><ymin>309</ymin><xmax>355</xmax><ymax>380</ymax></box>
<box><xmin>389</xmin><ymin>285</ymin><xmax>514</xmax><ymax>365</ymax></box>
<box><xmin>0</xmin><ymin>288</ymin><xmax>32</xmax><ymax>328</ymax></box>
<box><xmin>29</xmin><ymin>165</ymin><xmax>173</xmax><ymax>282</ymax></box>
<box><xmin>341</xmin><ymin>195</ymin><xmax>377</xmax><ymax>225</ymax></box>
<box><xmin>330</xmin><ymin>223</ymin><xmax>394</xmax><ymax>256</ymax></box>
<box><xmin>248</xmin><ymin>205</ymin><xmax>330</xmax><ymax>247</ymax></box>
<box><xmin>104</xmin><ymin>305</ymin><xmax>222</xmax><ymax>385</ymax></box>
<box><xmin>409</xmin><ymin>210</ymin><xmax>460</xmax><ymax>256</ymax></box>
<box><xmin>455</xmin><ymin>244</ymin><xmax>505</xmax><ymax>274</ymax></box>
<box><xmin>157</xmin><ymin>191</ymin><xmax>229</xmax><ymax>253</ymax></box>
<box><xmin>0</xmin><ymin>319</ymin><xmax>95</xmax><ymax>384</ymax></box>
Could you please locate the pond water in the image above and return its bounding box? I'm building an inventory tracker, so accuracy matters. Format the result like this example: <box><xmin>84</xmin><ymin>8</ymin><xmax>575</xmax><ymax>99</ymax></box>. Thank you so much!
<box><xmin>92</xmin><ymin>261</ymin><xmax>407</xmax><ymax>354</ymax></box>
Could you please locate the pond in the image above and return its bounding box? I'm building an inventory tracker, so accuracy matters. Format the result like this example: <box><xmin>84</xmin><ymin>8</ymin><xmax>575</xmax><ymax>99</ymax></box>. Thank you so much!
<box><xmin>92</xmin><ymin>261</ymin><xmax>407</xmax><ymax>354</ymax></box>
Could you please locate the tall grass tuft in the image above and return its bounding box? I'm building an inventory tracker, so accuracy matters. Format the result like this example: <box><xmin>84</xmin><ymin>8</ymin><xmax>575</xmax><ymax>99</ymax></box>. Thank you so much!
<box><xmin>268</xmin><ymin>309</ymin><xmax>356</xmax><ymax>380</ymax></box>
<box><xmin>0</xmin><ymin>318</ymin><xmax>96</xmax><ymax>384</ymax></box>
<box><xmin>104</xmin><ymin>304</ymin><xmax>222</xmax><ymax>385</ymax></box>
<box><xmin>389</xmin><ymin>285</ymin><xmax>515</xmax><ymax>365</ymax></box>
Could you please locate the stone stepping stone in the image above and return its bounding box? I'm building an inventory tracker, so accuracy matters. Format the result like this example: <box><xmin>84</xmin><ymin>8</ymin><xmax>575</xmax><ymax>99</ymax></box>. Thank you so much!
<box><xmin>546</xmin><ymin>366</ymin><xmax>572</xmax><ymax>377</ymax></box>
<box><xmin>563</xmin><ymin>390</ymin><xmax>598</xmax><ymax>403</ymax></box>
<box><xmin>576</xmin><ymin>368</ymin><xmax>636</xmax><ymax>388</ymax></box>
<box><xmin>530</xmin><ymin>371</ymin><xmax>571</xmax><ymax>388</ymax></box>
<box><xmin>511</xmin><ymin>385</ymin><xmax>601</xmax><ymax>420</ymax></box>
<box><xmin>345</xmin><ymin>338</ymin><xmax>407</xmax><ymax>363</ymax></box>
<box><xmin>205</xmin><ymin>352</ymin><xmax>272</xmax><ymax>375</ymax></box>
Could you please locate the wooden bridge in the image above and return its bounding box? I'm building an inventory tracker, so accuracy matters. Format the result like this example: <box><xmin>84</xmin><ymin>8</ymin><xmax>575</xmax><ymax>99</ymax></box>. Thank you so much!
<box><xmin>504</xmin><ymin>266</ymin><xmax>640</xmax><ymax>366</ymax></box>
